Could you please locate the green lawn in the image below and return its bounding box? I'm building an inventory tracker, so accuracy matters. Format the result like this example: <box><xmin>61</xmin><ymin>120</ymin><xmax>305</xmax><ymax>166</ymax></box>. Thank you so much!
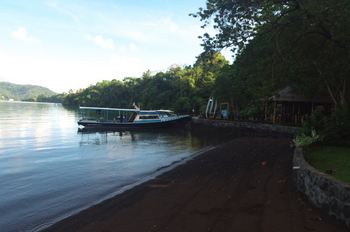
<box><xmin>304</xmin><ymin>145</ymin><xmax>350</xmax><ymax>184</ymax></box>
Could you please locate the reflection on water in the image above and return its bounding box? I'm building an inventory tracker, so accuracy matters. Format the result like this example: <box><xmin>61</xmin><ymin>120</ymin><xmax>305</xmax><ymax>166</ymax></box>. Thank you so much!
<box><xmin>0</xmin><ymin>102</ymin><xmax>229</xmax><ymax>232</ymax></box>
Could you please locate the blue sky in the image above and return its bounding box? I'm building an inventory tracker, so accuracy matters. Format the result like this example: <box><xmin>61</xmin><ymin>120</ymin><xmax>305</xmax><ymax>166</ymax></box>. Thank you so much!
<box><xmin>0</xmin><ymin>0</ymin><xmax>232</xmax><ymax>93</ymax></box>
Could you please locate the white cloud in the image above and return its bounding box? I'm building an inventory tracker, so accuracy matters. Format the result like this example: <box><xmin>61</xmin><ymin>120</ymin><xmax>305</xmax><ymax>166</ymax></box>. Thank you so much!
<box><xmin>114</xmin><ymin>15</ymin><xmax>202</xmax><ymax>47</ymax></box>
<box><xmin>129</xmin><ymin>43</ymin><xmax>137</xmax><ymax>51</ymax></box>
<box><xmin>46</xmin><ymin>1</ymin><xmax>58</xmax><ymax>8</ymax></box>
<box><xmin>11</xmin><ymin>27</ymin><xmax>39</xmax><ymax>43</ymax></box>
<box><xmin>109</xmin><ymin>53</ymin><xmax>144</xmax><ymax>76</ymax></box>
<box><xmin>86</xmin><ymin>34</ymin><xmax>114</xmax><ymax>49</ymax></box>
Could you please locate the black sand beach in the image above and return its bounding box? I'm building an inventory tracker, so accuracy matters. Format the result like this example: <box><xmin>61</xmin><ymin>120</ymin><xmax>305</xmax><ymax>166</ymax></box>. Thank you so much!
<box><xmin>43</xmin><ymin>137</ymin><xmax>349</xmax><ymax>232</ymax></box>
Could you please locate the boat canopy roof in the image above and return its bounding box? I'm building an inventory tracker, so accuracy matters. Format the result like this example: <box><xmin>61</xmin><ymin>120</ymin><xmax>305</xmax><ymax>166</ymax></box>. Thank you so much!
<box><xmin>156</xmin><ymin>110</ymin><xmax>173</xmax><ymax>113</ymax></box>
<box><xmin>79</xmin><ymin>106</ymin><xmax>173</xmax><ymax>113</ymax></box>
<box><xmin>79</xmin><ymin>106</ymin><xmax>139</xmax><ymax>112</ymax></box>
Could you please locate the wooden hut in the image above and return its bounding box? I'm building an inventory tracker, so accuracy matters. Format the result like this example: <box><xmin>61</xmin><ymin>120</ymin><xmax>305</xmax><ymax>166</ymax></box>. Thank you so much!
<box><xmin>270</xmin><ymin>87</ymin><xmax>334</xmax><ymax>124</ymax></box>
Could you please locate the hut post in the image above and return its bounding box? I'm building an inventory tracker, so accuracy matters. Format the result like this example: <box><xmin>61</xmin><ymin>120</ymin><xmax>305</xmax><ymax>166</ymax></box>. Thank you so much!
<box><xmin>273</xmin><ymin>100</ymin><xmax>277</xmax><ymax>123</ymax></box>
<box><xmin>298</xmin><ymin>103</ymin><xmax>301</xmax><ymax>124</ymax></box>
<box><xmin>292</xmin><ymin>102</ymin><xmax>295</xmax><ymax>124</ymax></box>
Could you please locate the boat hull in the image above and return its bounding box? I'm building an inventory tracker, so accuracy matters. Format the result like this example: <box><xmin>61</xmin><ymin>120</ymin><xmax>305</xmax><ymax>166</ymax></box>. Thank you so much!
<box><xmin>78</xmin><ymin>116</ymin><xmax>192</xmax><ymax>129</ymax></box>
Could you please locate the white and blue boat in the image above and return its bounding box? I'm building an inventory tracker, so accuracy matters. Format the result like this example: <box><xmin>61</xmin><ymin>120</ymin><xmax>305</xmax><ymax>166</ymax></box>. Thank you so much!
<box><xmin>78</xmin><ymin>105</ymin><xmax>191</xmax><ymax>129</ymax></box>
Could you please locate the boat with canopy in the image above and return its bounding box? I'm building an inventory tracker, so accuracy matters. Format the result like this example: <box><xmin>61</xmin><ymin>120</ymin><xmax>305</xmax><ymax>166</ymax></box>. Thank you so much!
<box><xmin>77</xmin><ymin>105</ymin><xmax>191</xmax><ymax>129</ymax></box>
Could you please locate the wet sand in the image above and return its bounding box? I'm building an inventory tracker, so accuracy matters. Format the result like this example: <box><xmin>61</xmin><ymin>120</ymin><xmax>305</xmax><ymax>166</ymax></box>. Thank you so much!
<box><xmin>43</xmin><ymin>137</ymin><xmax>349</xmax><ymax>232</ymax></box>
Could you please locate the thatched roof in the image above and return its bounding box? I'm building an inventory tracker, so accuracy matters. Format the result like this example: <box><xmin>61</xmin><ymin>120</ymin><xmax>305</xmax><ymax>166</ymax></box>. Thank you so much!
<box><xmin>271</xmin><ymin>87</ymin><xmax>333</xmax><ymax>103</ymax></box>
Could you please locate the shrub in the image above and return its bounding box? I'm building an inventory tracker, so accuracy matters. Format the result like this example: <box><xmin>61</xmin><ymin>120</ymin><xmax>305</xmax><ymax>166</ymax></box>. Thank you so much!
<box><xmin>239</xmin><ymin>106</ymin><xmax>263</xmax><ymax>121</ymax></box>
<box><xmin>322</xmin><ymin>107</ymin><xmax>350</xmax><ymax>144</ymax></box>
<box><xmin>300</xmin><ymin>107</ymin><xmax>350</xmax><ymax>145</ymax></box>
<box><xmin>292</xmin><ymin>130</ymin><xmax>323</xmax><ymax>147</ymax></box>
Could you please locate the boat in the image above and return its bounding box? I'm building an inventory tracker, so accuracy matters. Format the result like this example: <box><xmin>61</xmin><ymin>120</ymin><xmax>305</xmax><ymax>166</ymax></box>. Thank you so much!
<box><xmin>77</xmin><ymin>105</ymin><xmax>191</xmax><ymax>129</ymax></box>
<box><xmin>205</xmin><ymin>97</ymin><xmax>218</xmax><ymax>118</ymax></box>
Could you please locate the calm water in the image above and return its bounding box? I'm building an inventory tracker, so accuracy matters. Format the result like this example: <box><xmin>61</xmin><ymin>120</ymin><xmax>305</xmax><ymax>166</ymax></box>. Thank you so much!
<box><xmin>0</xmin><ymin>101</ymin><xmax>216</xmax><ymax>232</ymax></box>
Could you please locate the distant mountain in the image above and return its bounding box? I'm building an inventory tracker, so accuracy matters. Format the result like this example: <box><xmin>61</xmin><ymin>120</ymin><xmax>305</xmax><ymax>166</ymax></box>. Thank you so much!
<box><xmin>0</xmin><ymin>82</ymin><xmax>57</xmax><ymax>101</ymax></box>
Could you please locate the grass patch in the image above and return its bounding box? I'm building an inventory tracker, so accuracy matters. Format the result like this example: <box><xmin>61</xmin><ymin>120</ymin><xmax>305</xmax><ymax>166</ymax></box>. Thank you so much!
<box><xmin>304</xmin><ymin>145</ymin><xmax>350</xmax><ymax>184</ymax></box>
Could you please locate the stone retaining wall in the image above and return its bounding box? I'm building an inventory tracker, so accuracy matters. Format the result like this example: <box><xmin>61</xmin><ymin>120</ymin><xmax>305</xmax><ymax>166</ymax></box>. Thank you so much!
<box><xmin>191</xmin><ymin>117</ymin><xmax>299</xmax><ymax>138</ymax></box>
<box><xmin>293</xmin><ymin>148</ymin><xmax>350</xmax><ymax>228</ymax></box>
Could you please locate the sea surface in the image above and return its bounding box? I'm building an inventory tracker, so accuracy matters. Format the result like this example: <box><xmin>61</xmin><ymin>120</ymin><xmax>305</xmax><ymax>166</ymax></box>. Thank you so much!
<box><xmin>0</xmin><ymin>101</ymin><xmax>219</xmax><ymax>232</ymax></box>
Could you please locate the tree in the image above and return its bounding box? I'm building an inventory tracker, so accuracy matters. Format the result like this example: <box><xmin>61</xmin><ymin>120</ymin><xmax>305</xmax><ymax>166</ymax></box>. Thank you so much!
<box><xmin>193</xmin><ymin>51</ymin><xmax>229</xmax><ymax>98</ymax></box>
<box><xmin>193</xmin><ymin>0</ymin><xmax>350</xmax><ymax>107</ymax></box>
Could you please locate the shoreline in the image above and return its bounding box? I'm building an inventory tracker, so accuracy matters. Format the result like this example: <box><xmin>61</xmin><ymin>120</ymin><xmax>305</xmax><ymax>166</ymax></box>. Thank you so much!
<box><xmin>40</xmin><ymin>145</ymin><xmax>218</xmax><ymax>231</ymax></box>
<box><xmin>42</xmin><ymin>137</ymin><xmax>348</xmax><ymax>232</ymax></box>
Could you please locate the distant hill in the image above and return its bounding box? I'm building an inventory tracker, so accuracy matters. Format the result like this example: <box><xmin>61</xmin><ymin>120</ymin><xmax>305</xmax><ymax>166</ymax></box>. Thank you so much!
<box><xmin>0</xmin><ymin>82</ymin><xmax>57</xmax><ymax>101</ymax></box>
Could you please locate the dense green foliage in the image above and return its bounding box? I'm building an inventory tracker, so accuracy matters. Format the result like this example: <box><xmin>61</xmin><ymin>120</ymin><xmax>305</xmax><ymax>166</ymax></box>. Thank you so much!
<box><xmin>193</xmin><ymin>0</ymin><xmax>350</xmax><ymax>108</ymax></box>
<box><xmin>300</xmin><ymin>108</ymin><xmax>350</xmax><ymax>145</ymax></box>
<box><xmin>0</xmin><ymin>82</ymin><xmax>57</xmax><ymax>101</ymax></box>
<box><xmin>23</xmin><ymin>93</ymin><xmax>66</xmax><ymax>103</ymax></box>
